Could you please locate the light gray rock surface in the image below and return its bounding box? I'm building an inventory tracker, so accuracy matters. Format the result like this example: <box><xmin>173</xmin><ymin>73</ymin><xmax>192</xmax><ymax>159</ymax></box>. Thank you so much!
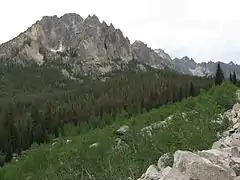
<box><xmin>116</xmin><ymin>125</ymin><xmax>130</xmax><ymax>135</ymax></box>
<box><xmin>131</xmin><ymin>41</ymin><xmax>170</xmax><ymax>69</ymax></box>
<box><xmin>0</xmin><ymin>14</ymin><xmax>133</xmax><ymax>76</ymax></box>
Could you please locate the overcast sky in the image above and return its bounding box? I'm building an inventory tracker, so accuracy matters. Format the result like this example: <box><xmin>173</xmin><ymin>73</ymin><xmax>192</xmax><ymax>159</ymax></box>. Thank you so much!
<box><xmin>1</xmin><ymin>0</ymin><xmax>240</xmax><ymax>63</ymax></box>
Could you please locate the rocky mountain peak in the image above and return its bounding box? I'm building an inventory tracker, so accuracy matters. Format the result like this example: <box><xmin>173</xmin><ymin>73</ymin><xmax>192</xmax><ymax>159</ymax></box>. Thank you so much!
<box><xmin>84</xmin><ymin>14</ymin><xmax>100</xmax><ymax>25</ymax></box>
<box><xmin>41</xmin><ymin>15</ymin><xmax>58</xmax><ymax>21</ymax></box>
<box><xmin>60</xmin><ymin>13</ymin><xmax>83</xmax><ymax>19</ymax></box>
<box><xmin>109</xmin><ymin>23</ymin><xmax>115</xmax><ymax>29</ymax></box>
<box><xmin>0</xmin><ymin>12</ymin><xmax>239</xmax><ymax>79</ymax></box>
<box><xmin>60</xmin><ymin>13</ymin><xmax>83</xmax><ymax>24</ymax></box>
<box><xmin>172</xmin><ymin>56</ymin><xmax>240</xmax><ymax>78</ymax></box>
<box><xmin>154</xmin><ymin>48</ymin><xmax>172</xmax><ymax>62</ymax></box>
<box><xmin>0</xmin><ymin>13</ymin><xmax>134</xmax><ymax>76</ymax></box>
<box><xmin>229</xmin><ymin>61</ymin><xmax>235</xmax><ymax>66</ymax></box>
<box><xmin>181</xmin><ymin>56</ymin><xmax>191</xmax><ymax>62</ymax></box>
<box><xmin>131</xmin><ymin>41</ymin><xmax>173</xmax><ymax>69</ymax></box>
<box><xmin>132</xmin><ymin>40</ymin><xmax>146</xmax><ymax>46</ymax></box>
<box><xmin>102</xmin><ymin>21</ymin><xmax>108</xmax><ymax>27</ymax></box>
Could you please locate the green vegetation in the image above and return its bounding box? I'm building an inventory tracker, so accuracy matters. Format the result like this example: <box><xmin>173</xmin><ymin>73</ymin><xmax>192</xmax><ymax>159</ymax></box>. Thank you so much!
<box><xmin>215</xmin><ymin>62</ymin><xmax>225</xmax><ymax>85</ymax></box>
<box><xmin>0</xmin><ymin>63</ymin><xmax>213</xmax><ymax>165</ymax></box>
<box><xmin>230</xmin><ymin>71</ymin><xmax>237</xmax><ymax>84</ymax></box>
<box><xmin>0</xmin><ymin>83</ymin><xmax>237</xmax><ymax>180</ymax></box>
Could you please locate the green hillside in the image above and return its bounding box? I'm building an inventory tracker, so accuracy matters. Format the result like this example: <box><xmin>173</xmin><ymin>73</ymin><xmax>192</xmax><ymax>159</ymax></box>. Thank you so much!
<box><xmin>0</xmin><ymin>63</ymin><xmax>213</xmax><ymax>166</ymax></box>
<box><xmin>0</xmin><ymin>83</ymin><xmax>237</xmax><ymax>180</ymax></box>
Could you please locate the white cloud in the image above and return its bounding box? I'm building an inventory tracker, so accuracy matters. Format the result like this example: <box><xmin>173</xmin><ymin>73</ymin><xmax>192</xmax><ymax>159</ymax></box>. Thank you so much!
<box><xmin>1</xmin><ymin>0</ymin><xmax>240</xmax><ymax>63</ymax></box>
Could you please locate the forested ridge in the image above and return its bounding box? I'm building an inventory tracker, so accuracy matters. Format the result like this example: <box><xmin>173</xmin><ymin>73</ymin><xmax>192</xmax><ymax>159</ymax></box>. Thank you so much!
<box><xmin>0</xmin><ymin>63</ymin><xmax>213</xmax><ymax>165</ymax></box>
<box><xmin>0</xmin><ymin>82</ymin><xmax>237</xmax><ymax>180</ymax></box>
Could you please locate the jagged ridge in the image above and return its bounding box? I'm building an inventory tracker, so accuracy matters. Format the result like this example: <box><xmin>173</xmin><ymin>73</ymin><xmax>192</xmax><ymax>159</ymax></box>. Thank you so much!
<box><xmin>0</xmin><ymin>13</ymin><xmax>239</xmax><ymax>78</ymax></box>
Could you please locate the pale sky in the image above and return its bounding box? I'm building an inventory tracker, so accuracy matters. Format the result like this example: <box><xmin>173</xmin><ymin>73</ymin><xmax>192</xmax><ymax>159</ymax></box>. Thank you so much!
<box><xmin>1</xmin><ymin>0</ymin><xmax>240</xmax><ymax>63</ymax></box>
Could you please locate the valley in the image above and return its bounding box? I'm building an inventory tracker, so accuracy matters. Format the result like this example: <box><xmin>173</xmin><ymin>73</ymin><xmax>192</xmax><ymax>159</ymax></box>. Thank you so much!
<box><xmin>0</xmin><ymin>12</ymin><xmax>239</xmax><ymax>180</ymax></box>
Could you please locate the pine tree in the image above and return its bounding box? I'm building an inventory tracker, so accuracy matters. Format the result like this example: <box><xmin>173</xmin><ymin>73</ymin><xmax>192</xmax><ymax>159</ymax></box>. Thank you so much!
<box><xmin>230</xmin><ymin>72</ymin><xmax>233</xmax><ymax>83</ymax></box>
<box><xmin>233</xmin><ymin>71</ymin><xmax>237</xmax><ymax>84</ymax></box>
<box><xmin>215</xmin><ymin>63</ymin><xmax>224</xmax><ymax>85</ymax></box>
<box><xmin>190</xmin><ymin>82</ymin><xmax>194</xmax><ymax>97</ymax></box>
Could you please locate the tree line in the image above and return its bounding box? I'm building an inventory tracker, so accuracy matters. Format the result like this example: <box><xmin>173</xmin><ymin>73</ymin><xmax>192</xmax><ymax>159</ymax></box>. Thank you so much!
<box><xmin>215</xmin><ymin>62</ymin><xmax>238</xmax><ymax>85</ymax></box>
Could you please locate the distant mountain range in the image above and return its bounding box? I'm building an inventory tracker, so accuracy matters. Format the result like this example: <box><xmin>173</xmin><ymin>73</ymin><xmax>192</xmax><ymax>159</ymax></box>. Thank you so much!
<box><xmin>172</xmin><ymin>56</ymin><xmax>240</xmax><ymax>78</ymax></box>
<box><xmin>0</xmin><ymin>13</ymin><xmax>239</xmax><ymax>78</ymax></box>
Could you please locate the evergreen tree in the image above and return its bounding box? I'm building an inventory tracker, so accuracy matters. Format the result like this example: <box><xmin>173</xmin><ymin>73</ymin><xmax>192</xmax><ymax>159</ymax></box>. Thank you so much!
<box><xmin>0</xmin><ymin>65</ymin><xmax>214</xmax><ymax>164</ymax></box>
<box><xmin>215</xmin><ymin>63</ymin><xmax>224</xmax><ymax>85</ymax></box>
<box><xmin>230</xmin><ymin>72</ymin><xmax>233</xmax><ymax>83</ymax></box>
<box><xmin>190</xmin><ymin>82</ymin><xmax>194</xmax><ymax>97</ymax></box>
<box><xmin>233</xmin><ymin>71</ymin><xmax>237</xmax><ymax>84</ymax></box>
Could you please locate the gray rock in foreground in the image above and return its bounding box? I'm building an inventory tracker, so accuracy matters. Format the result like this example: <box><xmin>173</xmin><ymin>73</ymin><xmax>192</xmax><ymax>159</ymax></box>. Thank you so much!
<box><xmin>136</xmin><ymin>90</ymin><xmax>240</xmax><ymax>180</ymax></box>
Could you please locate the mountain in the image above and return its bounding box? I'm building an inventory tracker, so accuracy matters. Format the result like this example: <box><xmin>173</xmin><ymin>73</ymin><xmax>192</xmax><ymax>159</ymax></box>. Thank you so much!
<box><xmin>0</xmin><ymin>13</ymin><xmax>133</xmax><ymax>77</ymax></box>
<box><xmin>131</xmin><ymin>41</ymin><xmax>173</xmax><ymax>69</ymax></box>
<box><xmin>0</xmin><ymin>12</ymin><xmax>239</xmax><ymax>79</ymax></box>
<box><xmin>173</xmin><ymin>57</ymin><xmax>240</xmax><ymax>78</ymax></box>
<box><xmin>172</xmin><ymin>56</ymin><xmax>213</xmax><ymax>77</ymax></box>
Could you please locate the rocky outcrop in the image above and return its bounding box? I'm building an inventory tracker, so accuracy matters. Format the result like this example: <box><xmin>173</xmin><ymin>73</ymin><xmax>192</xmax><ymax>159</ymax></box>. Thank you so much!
<box><xmin>141</xmin><ymin>120</ymin><xmax>168</xmax><ymax>137</ymax></box>
<box><xmin>89</xmin><ymin>142</ymin><xmax>100</xmax><ymax>148</ymax></box>
<box><xmin>0</xmin><ymin>13</ymin><xmax>133</xmax><ymax>76</ymax></box>
<box><xmin>154</xmin><ymin>49</ymin><xmax>172</xmax><ymax>63</ymax></box>
<box><xmin>140</xmin><ymin>113</ymin><xmax>188</xmax><ymax>137</ymax></box>
<box><xmin>0</xmin><ymin>13</ymin><xmax>239</xmax><ymax>78</ymax></box>
<box><xmin>116</xmin><ymin>125</ymin><xmax>130</xmax><ymax>136</ymax></box>
<box><xmin>136</xmin><ymin>90</ymin><xmax>240</xmax><ymax>180</ymax></box>
<box><xmin>172</xmin><ymin>56</ymin><xmax>213</xmax><ymax>77</ymax></box>
<box><xmin>131</xmin><ymin>41</ymin><xmax>172</xmax><ymax>69</ymax></box>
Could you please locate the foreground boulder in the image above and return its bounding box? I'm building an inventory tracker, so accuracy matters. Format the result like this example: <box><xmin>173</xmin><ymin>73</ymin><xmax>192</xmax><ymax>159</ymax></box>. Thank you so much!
<box><xmin>136</xmin><ymin>99</ymin><xmax>240</xmax><ymax>180</ymax></box>
<box><xmin>157</xmin><ymin>153</ymin><xmax>171</xmax><ymax>169</ymax></box>
<box><xmin>160</xmin><ymin>168</ymin><xmax>190</xmax><ymax>180</ymax></box>
<box><xmin>173</xmin><ymin>150</ymin><xmax>232</xmax><ymax>180</ymax></box>
<box><xmin>137</xmin><ymin>165</ymin><xmax>162</xmax><ymax>180</ymax></box>
<box><xmin>116</xmin><ymin>125</ymin><xmax>130</xmax><ymax>136</ymax></box>
<box><xmin>89</xmin><ymin>142</ymin><xmax>100</xmax><ymax>148</ymax></box>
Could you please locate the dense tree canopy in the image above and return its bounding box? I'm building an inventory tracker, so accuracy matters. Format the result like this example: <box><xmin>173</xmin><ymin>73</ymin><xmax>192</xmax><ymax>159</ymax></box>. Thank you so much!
<box><xmin>0</xmin><ymin>64</ymin><xmax>213</xmax><ymax>165</ymax></box>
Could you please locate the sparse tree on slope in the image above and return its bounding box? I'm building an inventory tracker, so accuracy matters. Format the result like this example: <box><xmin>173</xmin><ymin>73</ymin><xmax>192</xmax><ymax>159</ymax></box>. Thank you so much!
<box><xmin>215</xmin><ymin>63</ymin><xmax>224</xmax><ymax>85</ymax></box>
<box><xmin>190</xmin><ymin>82</ymin><xmax>194</xmax><ymax>97</ymax></box>
<box><xmin>230</xmin><ymin>72</ymin><xmax>233</xmax><ymax>82</ymax></box>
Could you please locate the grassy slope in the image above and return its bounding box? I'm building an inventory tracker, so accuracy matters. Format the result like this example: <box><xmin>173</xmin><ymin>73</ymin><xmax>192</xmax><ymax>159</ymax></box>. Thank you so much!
<box><xmin>0</xmin><ymin>83</ymin><xmax>237</xmax><ymax>180</ymax></box>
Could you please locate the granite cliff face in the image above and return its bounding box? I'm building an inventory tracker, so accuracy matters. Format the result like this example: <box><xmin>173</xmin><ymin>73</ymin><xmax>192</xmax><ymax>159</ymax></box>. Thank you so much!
<box><xmin>0</xmin><ymin>13</ymin><xmax>133</xmax><ymax>76</ymax></box>
<box><xmin>131</xmin><ymin>41</ymin><xmax>240</xmax><ymax>78</ymax></box>
<box><xmin>0</xmin><ymin>13</ymin><xmax>239</xmax><ymax>78</ymax></box>
<box><xmin>172</xmin><ymin>56</ymin><xmax>213</xmax><ymax>77</ymax></box>
<box><xmin>131</xmin><ymin>41</ymin><xmax>172</xmax><ymax>69</ymax></box>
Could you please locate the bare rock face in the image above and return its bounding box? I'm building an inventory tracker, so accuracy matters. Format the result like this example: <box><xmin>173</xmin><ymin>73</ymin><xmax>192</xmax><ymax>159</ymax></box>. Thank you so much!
<box><xmin>160</xmin><ymin>168</ymin><xmax>190</xmax><ymax>180</ymax></box>
<box><xmin>157</xmin><ymin>153</ymin><xmax>171</xmax><ymax>169</ymax></box>
<box><xmin>89</xmin><ymin>142</ymin><xmax>100</xmax><ymax>148</ymax></box>
<box><xmin>137</xmin><ymin>165</ymin><xmax>162</xmax><ymax>180</ymax></box>
<box><xmin>172</xmin><ymin>57</ymin><xmax>240</xmax><ymax>79</ymax></box>
<box><xmin>1</xmin><ymin>12</ymin><xmax>239</xmax><ymax>78</ymax></box>
<box><xmin>173</xmin><ymin>150</ymin><xmax>232</xmax><ymax>180</ymax></box>
<box><xmin>131</xmin><ymin>41</ymin><xmax>170</xmax><ymax>69</ymax></box>
<box><xmin>0</xmin><ymin>13</ymin><xmax>133</xmax><ymax>76</ymax></box>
